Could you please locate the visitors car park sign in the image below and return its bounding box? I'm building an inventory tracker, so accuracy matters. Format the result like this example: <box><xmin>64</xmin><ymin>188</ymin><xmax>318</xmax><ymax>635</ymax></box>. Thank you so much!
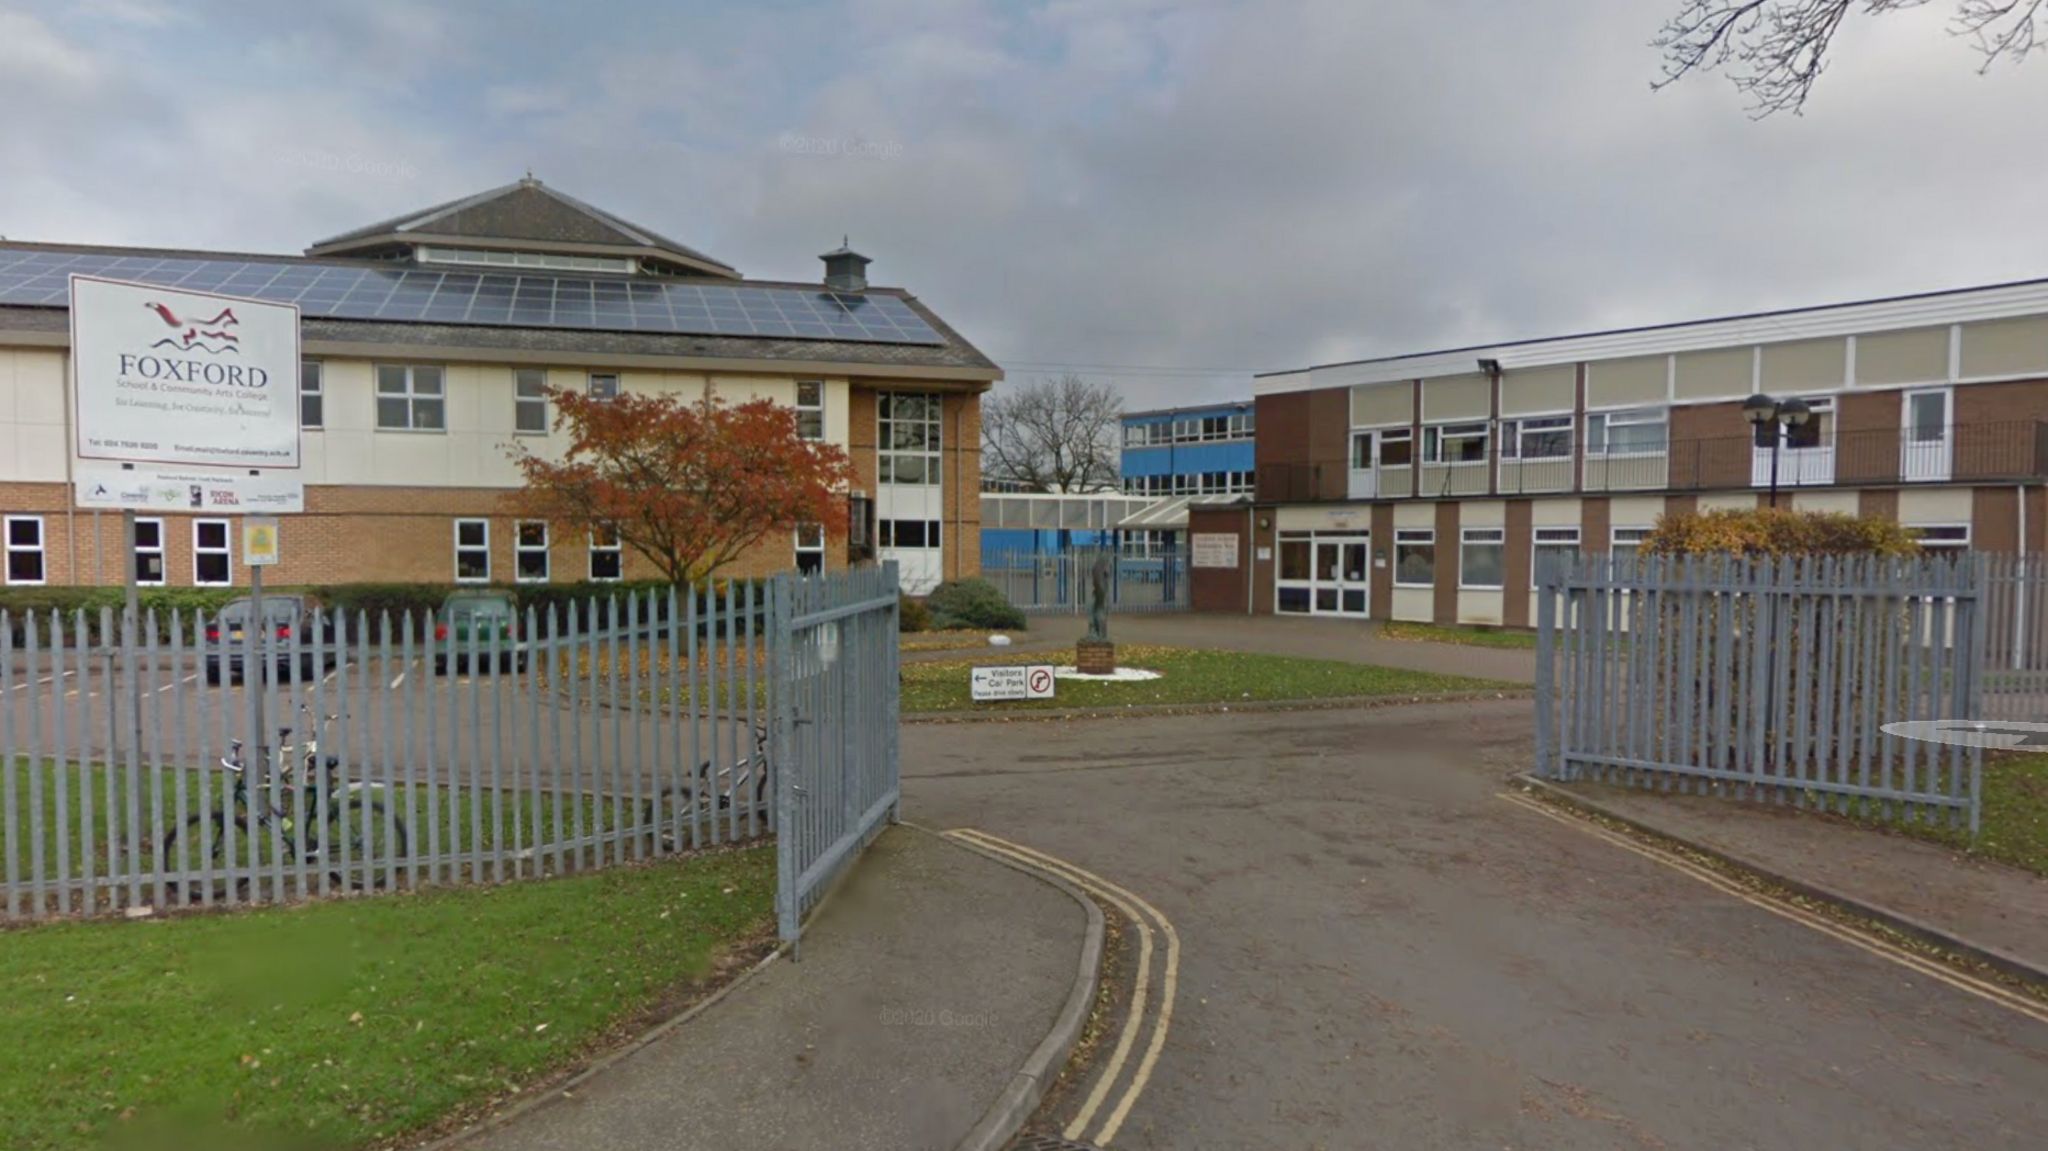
<box><xmin>69</xmin><ymin>275</ymin><xmax>304</xmax><ymax>512</ymax></box>
<box><xmin>971</xmin><ymin>664</ymin><xmax>1056</xmax><ymax>701</ymax></box>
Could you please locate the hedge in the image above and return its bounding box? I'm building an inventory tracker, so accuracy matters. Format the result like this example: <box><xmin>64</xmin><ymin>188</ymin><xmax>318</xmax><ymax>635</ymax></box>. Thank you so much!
<box><xmin>1641</xmin><ymin>508</ymin><xmax>1922</xmax><ymax>558</ymax></box>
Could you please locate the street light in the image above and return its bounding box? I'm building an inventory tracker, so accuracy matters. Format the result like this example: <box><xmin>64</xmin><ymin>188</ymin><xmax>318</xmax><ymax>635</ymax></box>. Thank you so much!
<box><xmin>1742</xmin><ymin>393</ymin><xmax>1811</xmax><ymax>507</ymax></box>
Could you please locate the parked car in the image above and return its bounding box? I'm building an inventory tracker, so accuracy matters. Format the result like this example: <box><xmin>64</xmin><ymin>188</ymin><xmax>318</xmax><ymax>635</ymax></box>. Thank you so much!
<box><xmin>203</xmin><ymin>596</ymin><xmax>338</xmax><ymax>684</ymax></box>
<box><xmin>434</xmin><ymin>590</ymin><xmax>527</xmax><ymax>674</ymax></box>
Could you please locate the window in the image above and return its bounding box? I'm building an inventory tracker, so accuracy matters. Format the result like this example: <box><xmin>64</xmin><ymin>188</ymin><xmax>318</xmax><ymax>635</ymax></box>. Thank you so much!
<box><xmin>375</xmin><ymin>364</ymin><xmax>445</xmax><ymax>430</ymax></box>
<box><xmin>416</xmin><ymin>246</ymin><xmax>635</xmax><ymax>274</ymax></box>
<box><xmin>589</xmin><ymin>524</ymin><xmax>623</xmax><ymax>581</ymax></box>
<box><xmin>193</xmin><ymin>520</ymin><xmax>231</xmax><ymax>586</ymax></box>
<box><xmin>1783</xmin><ymin>396</ymin><xmax>1835</xmax><ymax>450</ymax></box>
<box><xmin>454</xmin><ymin>519</ymin><xmax>490</xmax><ymax>582</ymax></box>
<box><xmin>133</xmin><ymin>518</ymin><xmax>165</xmax><ymax>586</ymax></box>
<box><xmin>1379</xmin><ymin>428</ymin><xmax>1414</xmax><ymax>467</ymax></box>
<box><xmin>1422</xmin><ymin>422</ymin><xmax>1489</xmax><ymax>464</ymax></box>
<box><xmin>4</xmin><ymin>516</ymin><xmax>45</xmax><ymax>585</ymax></box>
<box><xmin>795</xmin><ymin>380</ymin><xmax>825</xmax><ymax>441</ymax></box>
<box><xmin>1460</xmin><ymin>528</ymin><xmax>1505</xmax><ymax>589</ymax></box>
<box><xmin>1611</xmin><ymin>526</ymin><xmax>1653</xmax><ymax>561</ymax></box>
<box><xmin>1501</xmin><ymin>415</ymin><xmax>1573</xmax><ymax>460</ymax></box>
<box><xmin>1532</xmin><ymin>526</ymin><xmax>1581</xmax><ymax>584</ymax></box>
<box><xmin>300</xmin><ymin>360</ymin><xmax>323</xmax><ymax>429</ymax></box>
<box><xmin>587</xmin><ymin>372</ymin><xmax>620</xmax><ymax>399</ymax></box>
<box><xmin>515</xmin><ymin>521</ymin><xmax>550</xmax><ymax>582</ymax></box>
<box><xmin>879</xmin><ymin>520</ymin><xmax>941</xmax><ymax>548</ymax></box>
<box><xmin>1910</xmin><ymin>524</ymin><xmax>1970</xmax><ymax>553</ymax></box>
<box><xmin>515</xmin><ymin>369</ymin><xmax>548</xmax><ymax>434</ymax></box>
<box><xmin>795</xmin><ymin>522</ymin><xmax>825</xmax><ymax>574</ymax></box>
<box><xmin>1585</xmin><ymin>408</ymin><xmax>1668</xmax><ymax>455</ymax></box>
<box><xmin>879</xmin><ymin>392</ymin><xmax>943</xmax><ymax>487</ymax></box>
<box><xmin>1395</xmin><ymin>529</ymin><xmax>1435</xmax><ymax>587</ymax></box>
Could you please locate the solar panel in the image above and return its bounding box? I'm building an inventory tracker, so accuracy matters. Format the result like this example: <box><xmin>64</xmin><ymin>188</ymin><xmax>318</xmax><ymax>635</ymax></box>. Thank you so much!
<box><xmin>0</xmin><ymin>249</ymin><xmax>948</xmax><ymax>346</ymax></box>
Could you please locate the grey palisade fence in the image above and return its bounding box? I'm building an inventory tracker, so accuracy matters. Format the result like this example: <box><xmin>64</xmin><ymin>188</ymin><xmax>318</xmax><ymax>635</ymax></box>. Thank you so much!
<box><xmin>0</xmin><ymin>564</ymin><xmax>900</xmax><ymax>942</ymax></box>
<box><xmin>1535</xmin><ymin>553</ymin><xmax>1985</xmax><ymax>831</ymax></box>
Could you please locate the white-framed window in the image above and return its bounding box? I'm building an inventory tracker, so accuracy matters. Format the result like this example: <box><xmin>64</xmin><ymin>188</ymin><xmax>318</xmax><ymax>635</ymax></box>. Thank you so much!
<box><xmin>1532</xmin><ymin>526</ymin><xmax>1581</xmax><ymax>584</ymax></box>
<box><xmin>587</xmin><ymin>372</ymin><xmax>620</xmax><ymax>399</ymax></box>
<box><xmin>4</xmin><ymin>516</ymin><xmax>46</xmax><ymax>585</ymax></box>
<box><xmin>417</xmin><ymin>246</ymin><xmax>635</xmax><ymax>274</ymax></box>
<box><xmin>1585</xmin><ymin>407</ymin><xmax>1668</xmax><ymax>455</ymax></box>
<box><xmin>454</xmin><ymin>519</ymin><xmax>490</xmax><ymax>583</ymax></box>
<box><xmin>878</xmin><ymin>520</ymin><xmax>941</xmax><ymax>548</ymax></box>
<box><xmin>134</xmin><ymin>517</ymin><xmax>165</xmax><ymax>586</ymax></box>
<box><xmin>1611</xmin><ymin>525</ymin><xmax>1653</xmax><ymax>561</ymax></box>
<box><xmin>1500</xmin><ymin>415</ymin><xmax>1573</xmax><ymax>460</ymax></box>
<box><xmin>1422</xmin><ymin>421</ymin><xmax>1489</xmax><ymax>464</ymax></box>
<box><xmin>589</xmin><ymin>524</ymin><xmax>623</xmax><ymax>581</ymax></box>
<box><xmin>795</xmin><ymin>522</ymin><xmax>825</xmax><ymax>574</ymax></box>
<box><xmin>515</xmin><ymin>521</ymin><xmax>550</xmax><ymax>582</ymax></box>
<box><xmin>375</xmin><ymin>364</ymin><xmax>445</xmax><ymax>431</ymax></box>
<box><xmin>1378</xmin><ymin>427</ymin><xmax>1414</xmax><ymax>467</ymax></box>
<box><xmin>1782</xmin><ymin>395</ymin><xmax>1836</xmax><ymax>450</ymax></box>
<box><xmin>300</xmin><ymin>360</ymin><xmax>323</xmax><ymax>429</ymax></box>
<box><xmin>1910</xmin><ymin>524</ymin><xmax>1970</xmax><ymax>553</ymax></box>
<box><xmin>795</xmin><ymin>380</ymin><xmax>825</xmax><ymax>441</ymax></box>
<box><xmin>193</xmin><ymin>519</ymin><xmax>231</xmax><ymax>586</ymax></box>
<box><xmin>879</xmin><ymin>392</ymin><xmax>943</xmax><ymax>485</ymax></box>
<box><xmin>515</xmin><ymin>368</ymin><xmax>549</xmax><ymax>434</ymax></box>
<box><xmin>1394</xmin><ymin>528</ymin><xmax>1435</xmax><ymax>587</ymax></box>
<box><xmin>1459</xmin><ymin>528</ymin><xmax>1505</xmax><ymax>589</ymax></box>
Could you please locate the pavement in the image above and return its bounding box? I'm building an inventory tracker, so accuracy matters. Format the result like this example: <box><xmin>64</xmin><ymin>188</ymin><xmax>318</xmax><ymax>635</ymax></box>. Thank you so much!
<box><xmin>903</xmin><ymin>700</ymin><xmax>2048</xmax><ymax>1150</ymax></box>
<box><xmin>912</xmin><ymin>612</ymin><xmax>1539</xmax><ymax>683</ymax></box>
<box><xmin>451</xmin><ymin>825</ymin><xmax>1089</xmax><ymax>1151</ymax></box>
<box><xmin>1530</xmin><ymin>776</ymin><xmax>2048</xmax><ymax>980</ymax></box>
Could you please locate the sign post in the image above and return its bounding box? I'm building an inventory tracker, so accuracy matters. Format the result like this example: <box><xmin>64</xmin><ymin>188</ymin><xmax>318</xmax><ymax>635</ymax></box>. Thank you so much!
<box><xmin>243</xmin><ymin>517</ymin><xmax>280</xmax><ymax>758</ymax></box>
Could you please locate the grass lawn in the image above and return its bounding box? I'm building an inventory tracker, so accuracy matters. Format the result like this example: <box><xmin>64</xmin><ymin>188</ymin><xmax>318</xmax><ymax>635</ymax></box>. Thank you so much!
<box><xmin>1378</xmin><ymin>621</ymin><xmax>1538</xmax><ymax>650</ymax></box>
<box><xmin>900</xmin><ymin>629</ymin><xmax>1017</xmax><ymax>654</ymax></box>
<box><xmin>0</xmin><ymin>846</ymin><xmax>774</xmax><ymax>1151</ymax></box>
<box><xmin>1891</xmin><ymin>751</ymin><xmax>2048</xmax><ymax>877</ymax></box>
<box><xmin>901</xmin><ymin>644</ymin><xmax>1508</xmax><ymax>713</ymax></box>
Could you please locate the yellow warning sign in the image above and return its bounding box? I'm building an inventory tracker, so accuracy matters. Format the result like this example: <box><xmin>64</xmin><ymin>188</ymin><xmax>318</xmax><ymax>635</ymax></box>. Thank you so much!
<box><xmin>243</xmin><ymin>517</ymin><xmax>281</xmax><ymax>566</ymax></box>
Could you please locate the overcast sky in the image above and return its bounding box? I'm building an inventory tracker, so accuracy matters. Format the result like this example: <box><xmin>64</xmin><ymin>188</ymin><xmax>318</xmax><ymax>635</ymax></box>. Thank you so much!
<box><xmin>4</xmin><ymin>0</ymin><xmax>2046</xmax><ymax>407</ymax></box>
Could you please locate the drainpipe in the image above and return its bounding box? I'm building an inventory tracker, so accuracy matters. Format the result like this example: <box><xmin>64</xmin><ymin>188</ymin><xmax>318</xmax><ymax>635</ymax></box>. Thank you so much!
<box><xmin>1245</xmin><ymin>504</ymin><xmax>1255</xmax><ymax>616</ymax></box>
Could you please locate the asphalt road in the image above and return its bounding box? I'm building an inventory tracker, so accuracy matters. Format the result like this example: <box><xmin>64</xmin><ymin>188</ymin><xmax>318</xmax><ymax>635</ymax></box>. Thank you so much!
<box><xmin>902</xmin><ymin>701</ymin><xmax>2048</xmax><ymax>1150</ymax></box>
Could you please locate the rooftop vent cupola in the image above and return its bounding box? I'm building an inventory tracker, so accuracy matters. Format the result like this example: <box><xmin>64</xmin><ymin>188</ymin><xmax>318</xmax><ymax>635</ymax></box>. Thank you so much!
<box><xmin>821</xmin><ymin>239</ymin><xmax>871</xmax><ymax>292</ymax></box>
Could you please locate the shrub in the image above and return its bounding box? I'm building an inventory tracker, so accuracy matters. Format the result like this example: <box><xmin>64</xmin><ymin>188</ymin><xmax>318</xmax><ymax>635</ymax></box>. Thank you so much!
<box><xmin>923</xmin><ymin>578</ymin><xmax>1025</xmax><ymax>631</ymax></box>
<box><xmin>1641</xmin><ymin>508</ymin><xmax>1922</xmax><ymax>559</ymax></box>
<box><xmin>898</xmin><ymin>594</ymin><xmax>932</xmax><ymax>633</ymax></box>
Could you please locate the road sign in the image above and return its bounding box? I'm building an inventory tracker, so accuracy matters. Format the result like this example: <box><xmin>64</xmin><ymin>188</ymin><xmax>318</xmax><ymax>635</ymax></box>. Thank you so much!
<box><xmin>243</xmin><ymin>517</ymin><xmax>281</xmax><ymax>566</ymax></box>
<box><xmin>69</xmin><ymin>275</ymin><xmax>302</xmax><ymax>471</ymax></box>
<box><xmin>971</xmin><ymin>664</ymin><xmax>1057</xmax><ymax>702</ymax></box>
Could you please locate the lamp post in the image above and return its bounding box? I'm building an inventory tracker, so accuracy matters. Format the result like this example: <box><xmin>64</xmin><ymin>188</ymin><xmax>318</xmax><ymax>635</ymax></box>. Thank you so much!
<box><xmin>1742</xmin><ymin>393</ymin><xmax>1812</xmax><ymax>508</ymax></box>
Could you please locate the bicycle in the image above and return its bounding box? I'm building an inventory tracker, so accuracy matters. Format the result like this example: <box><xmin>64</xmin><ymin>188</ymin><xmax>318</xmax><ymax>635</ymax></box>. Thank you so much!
<box><xmin>161</xmin><ymin>706</ymin><xmax>410</xmax><ymax>903</ymax></box>
<box><xmin>644</xmin><ymin>724</ymin><xmax>772</xmax><ymax>850</ymax></box>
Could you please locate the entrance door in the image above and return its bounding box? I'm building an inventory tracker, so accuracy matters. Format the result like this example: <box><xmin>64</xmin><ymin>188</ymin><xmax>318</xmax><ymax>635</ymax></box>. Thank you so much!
<box><xmin>1311</xmin><ymin>534</ymin><xmax>1370</xmax><ymax>616</ymax></box>
<box><xmin>1901</xmin><ymin>388</ymin><xmax>1952</xmax><ymax>483</ymax></box>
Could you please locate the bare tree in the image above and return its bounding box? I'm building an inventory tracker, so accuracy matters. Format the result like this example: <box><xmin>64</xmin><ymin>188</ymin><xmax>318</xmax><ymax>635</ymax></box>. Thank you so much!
<box><xmin>1654</xmin><ymin>1</ymin><xmax>2044</xmax><ymax>115</ymax></box>
<box><xmin>981</xmin><ymin>374</ymin><xmax>1124</xmax><ymax>493</ymax></box>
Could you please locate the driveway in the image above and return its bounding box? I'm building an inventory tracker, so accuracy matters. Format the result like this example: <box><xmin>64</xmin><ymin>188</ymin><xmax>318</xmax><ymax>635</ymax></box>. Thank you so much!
<box><xmin>903</xmin><ymin>701</ymin><xmax>2048</xmax><ymax>1149</ymax></box>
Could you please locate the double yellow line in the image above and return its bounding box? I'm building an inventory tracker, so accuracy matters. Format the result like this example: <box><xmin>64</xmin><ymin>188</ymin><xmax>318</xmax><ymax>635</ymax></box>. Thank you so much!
<box><xmin>1496</xmin><ymin>790</ymin><xmax>2048</xmax><ymax>1026</ymax></box>
<box><xmin>945</xmin><ymin>828</ymin><xmax>1179</xmax><ymax>1147</ymax></box>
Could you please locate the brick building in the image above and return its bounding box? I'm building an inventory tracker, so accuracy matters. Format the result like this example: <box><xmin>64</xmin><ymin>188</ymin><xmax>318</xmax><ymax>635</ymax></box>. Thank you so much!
<box><xmin>1190</xmin><ymin>278</ymin><xmax>2048</xmax><ymax>622</ymax></box>
<box><xmin>0</xmin><ymin>178</ymin><xmax>997</xmax><ymax>594</ymax></box>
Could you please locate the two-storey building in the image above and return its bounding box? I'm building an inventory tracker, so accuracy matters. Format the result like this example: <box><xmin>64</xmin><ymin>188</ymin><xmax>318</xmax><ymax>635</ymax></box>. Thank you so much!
<box><xmin>1119</xmin><ymin>402</ymin><xmax>1257</xmax><ymax>499</ymax></box>
<box><xmin>1188</xmin><ymin>278</ymin><xmax>2048</xmax><ymax>621</ymax></box>
<box><xmin>0</xmin><ymin>178</ymin><xmax>998</xmax><ymax>594</ymax></box>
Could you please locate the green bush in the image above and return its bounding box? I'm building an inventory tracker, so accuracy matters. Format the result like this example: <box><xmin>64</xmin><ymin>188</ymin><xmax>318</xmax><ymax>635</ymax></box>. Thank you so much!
<box><xmin>923</xmin><ymin>578</ymin><xmax>1025</xmax><ymax>631</ymax></box>
<box><xmin>899</xmin><ymin>594</ymin><xmax>932</xmax><ymax>633</ymax></box>
<box><xmin>1642</xmin><ymin>509</ymin><xmax>1922</xmax><ymax>558</ymax></box>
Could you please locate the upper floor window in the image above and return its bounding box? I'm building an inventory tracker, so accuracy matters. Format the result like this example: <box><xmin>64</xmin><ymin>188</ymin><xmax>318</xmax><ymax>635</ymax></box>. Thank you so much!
<box><xmin>796</xmin><ymin>380</ymin><xmax>825</xmax><ymax>440</ymax></box>
<box><xmin>879</xmin><ymin>392</ymin><xmax>942</xmax><ymax>485</ymax></box>
<box><xmin>416</xmin><ymin>246</ymin><xmax>636</xmax><ymax>274</ymax></box>
<box><xmin>515</xmin><ymin>369</ymin><xmax>549</xmax><ymax>434</ymax></box>
<box><xmin>587</xmin><ymin>372</ymin><xmax>620</xmax><ymax>400</ymax></box>
<box><xmin>1422</xmin><ymin>421</ymin><xmax>1489</xmax><ymax>464</ymax></box>
<box><xmin>300</xmin><ymin>360</ymin><xmax>323</xmax><ymax>429</ymax></box>
<box><xmin>375</xmin><ymin>364</ymin><xmax>445</xmax><ymax>431</ymax></box>
<box><xmin>1501</xmin><ymin>415</ymin><xmax>1573</xmax><ymax>461</ymax></box>
<box><xmin>1585</xmin><ymin>407</ymin><xmax>1667</xmax><ymax>456</ymax></box>
<box><xmin>1782</xmin><ymin>396</ymin><xmax>1835</xmax><ymax>450</ymax></box>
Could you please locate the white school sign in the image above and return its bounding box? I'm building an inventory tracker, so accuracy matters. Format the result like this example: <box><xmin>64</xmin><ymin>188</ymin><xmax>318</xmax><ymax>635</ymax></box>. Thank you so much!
<box><xmin>971</xmin><ymin>664</ymin><xmax>1057</xmax><ymax>702</ymax></box>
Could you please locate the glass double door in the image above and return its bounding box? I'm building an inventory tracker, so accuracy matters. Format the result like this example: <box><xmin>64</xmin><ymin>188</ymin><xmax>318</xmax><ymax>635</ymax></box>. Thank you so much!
<box><xmin>1278</xmin><ymin>531</ymin><xmax>1370</xmax><ymax>616</ymax></box>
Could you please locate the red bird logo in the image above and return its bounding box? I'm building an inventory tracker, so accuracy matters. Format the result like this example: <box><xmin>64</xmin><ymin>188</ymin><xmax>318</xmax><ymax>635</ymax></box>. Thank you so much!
<box><xmin>145</xmin><ymin>301</ymin><xmax>240</xmax><ymax>354</ymax></box>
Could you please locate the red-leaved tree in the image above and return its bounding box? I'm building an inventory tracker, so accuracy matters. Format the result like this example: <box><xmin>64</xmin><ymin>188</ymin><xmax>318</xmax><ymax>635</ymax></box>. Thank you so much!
<box><xmin>509</xmin><ymin>387</ymin><xmax>855</xmax><ymax>585</ymax></box>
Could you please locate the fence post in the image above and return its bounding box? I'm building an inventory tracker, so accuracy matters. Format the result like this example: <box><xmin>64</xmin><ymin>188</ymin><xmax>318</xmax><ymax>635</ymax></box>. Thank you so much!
<box><xmin>1534</xmin><ymin>566</ymin><xmax>1556</xmax><ymax>779</ymax></box>
<box><xmin>884</xmin><ymin>560</ymin><xmax>903</xmax><ymax>823</ymax></box>
<box><xmin>770</xmin><ymin>573</ymin><xmax>800</xmax><ymax>946</ymax></box>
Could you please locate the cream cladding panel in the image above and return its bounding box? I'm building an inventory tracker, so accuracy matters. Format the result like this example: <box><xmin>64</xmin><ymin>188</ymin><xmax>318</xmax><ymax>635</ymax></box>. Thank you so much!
<box><xmin>1499</xmin><ymin>365</ymin><xmax>1575</xmax><ymax>416</ymax></box>
<box><xmin>1673</xmin><ymin>347</ymin><xmax>1753</xmax><ymax>400</ymax></box>
<box><xmin>1585</xmin><ymin>355</ymin><xmax>1666</xmax><ymax>408</ymax></box>
<box><xmin>1854</xmin><ymin>328</ymin><xmax>1948</xmax><ymax>387</ymax></box>
<box><xmin>1351</xmin><ymin>381</ymin><xmax>1413</xmax><ymax>426</ymax></box>
<box><xmin>1960</xmin><ymin>316</ymin><xmax>2048</xmax><ymax>379</ymax></box>
<box><xmin>1760</xmin><ymin>339</ymin><xmax>1846</xmax><ymax>392</ymax></box>
<box><xmin>1421</xmin><ymin>373</ymin><xmax>1491</xmax><ymax>420</ymax></box>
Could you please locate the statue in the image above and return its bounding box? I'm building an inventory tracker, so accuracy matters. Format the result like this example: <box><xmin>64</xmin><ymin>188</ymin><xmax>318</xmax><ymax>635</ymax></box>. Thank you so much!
<box><xmin>1086</xmin><ymin>550</ymin><xmax>1112</xmax><ymax>641</ymax></box>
